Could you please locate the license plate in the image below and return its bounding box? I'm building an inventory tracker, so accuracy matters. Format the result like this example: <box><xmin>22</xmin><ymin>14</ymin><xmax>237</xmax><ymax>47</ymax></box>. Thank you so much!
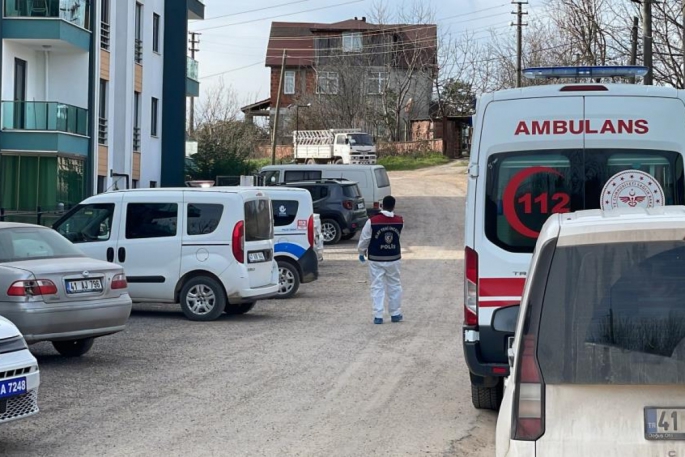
<box><xmin>357</xmin><ymin>202</ymin><xmax>365</xmax><ymax>209</ymax></box>
<box><xmin>645</xmin><ymin>407</ymin><xmax>685</xmax><ymax>440</ymax></box>
<box><xmin>0</xmin><ymin>377</ymin><xmax>27</xmax><ymax>399</ymax></box>
<box><xmin>248</xmin><ymin>252</ymin><xmax>266</xmax><ymax>263</ymax></box>
<box><xmin>66</xmin><ymin>278</ymin><xmax>103</xmax><ymax>294</ymax></box>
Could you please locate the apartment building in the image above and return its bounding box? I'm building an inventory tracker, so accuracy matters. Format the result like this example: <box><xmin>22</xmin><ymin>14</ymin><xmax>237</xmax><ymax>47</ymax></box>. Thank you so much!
<box><xmin>0</xmin><ymin>0</ymin><xmax>203</xmax><ymax>215</ymax></box>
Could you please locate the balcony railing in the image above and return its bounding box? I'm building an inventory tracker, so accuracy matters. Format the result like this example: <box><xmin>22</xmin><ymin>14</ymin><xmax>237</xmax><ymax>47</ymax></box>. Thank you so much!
<box><xmin>2</xmin><ymin>101</ymin><xmax>88</xmax><ymax>136</ymax></box>
<box><xmin>98</xmin><ymin>117</ymin><xmax>107</xmax><ymax>144</ymax></box>
<box><xmin>133</xmin><ymin>127</ymin><xmax>141</xmax><ymax>151</ymax></box>
<box><xmin>4</xmin><ymin>0</ymin><xmax>91</xmax><ymax>30</ymax></box>
<box><xmin>100</xmin><ymin>21</ymin><xmax>110</xmax><ymax>50</ymax></box>
<box><xmin>134</xmin><ymin>39</ymin><xmax>143</xmax><ymax>64</ymax></box>
<box><xmin>187</xmin><ymin>56</ymin><xmax>199</xmax><ymax>81</ymax></box>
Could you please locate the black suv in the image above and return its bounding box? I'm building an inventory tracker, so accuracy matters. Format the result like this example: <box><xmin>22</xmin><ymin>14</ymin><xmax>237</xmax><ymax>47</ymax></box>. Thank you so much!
<box><xmin>281</xmin><ymin>180</ymin><xmax>368</xmax><ymax>244</ymax></box>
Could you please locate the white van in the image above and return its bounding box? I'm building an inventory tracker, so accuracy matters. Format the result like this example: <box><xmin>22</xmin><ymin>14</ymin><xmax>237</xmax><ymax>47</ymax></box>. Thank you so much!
<box><xmin>257</xmin><ymin>187</ymin><xmax>319</xmax><ymax>299</ymax></box>
<box><xmin>259</xmin><ymin>164</ymin><xmax>391</xmax><ymax>216</ymax></box>
<box><xmin>463</xmin><ymin>66</ymin><xmax>685</xmax><ymax>409</ymax></box>
<box><xmin>53</xmin><ymin>188</ymin><xmax>279</xmax><ymax>321</ymax></box>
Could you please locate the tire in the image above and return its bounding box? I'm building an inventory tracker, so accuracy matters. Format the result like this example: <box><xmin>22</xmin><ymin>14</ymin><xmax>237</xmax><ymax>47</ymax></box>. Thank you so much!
<box><xmin>276</xmin><ymin>260</ymin><xmax>300</xmax><ymax>299</ymax></box>
<box><xmin>225</xmin><ymin>301</ymin><xmax>256</xmax><ymax>315</ymax></box>
<box><xmin>334</xmin><ymin>158</ymin><xmax>344</xmax><ymax>164</ymax></box>
<box><xmin>341</xmin><ymin>233</ymin><xmax>356</xmax><ymax>241</ymax></box>
<box><xmin>179</xmin><ymin>276</ymin><xmax>227</xmax><ymax>321</ymax></box>
<box><xmin>52</xmin><ymin>338</ymin><xmax>95</xmax><ymax>357</ymax></box>
<box><xmin>306</xmin><ymin>159</ymin><xmax>316</xmax><ymax>164</ymax></box>
<box><xmin>470</xmin><ymin>380</ymin><xmax>503</xmax><ymax>411</ymax></box>
<box><xmin>321</xmin><ymin>219</ymin><xmax>342</xmax><ymax>245</ymax></box>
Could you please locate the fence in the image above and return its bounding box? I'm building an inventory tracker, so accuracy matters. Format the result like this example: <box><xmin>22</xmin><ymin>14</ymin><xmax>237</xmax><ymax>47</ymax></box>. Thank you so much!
<box><xmin>376</xmin><ymin>139</ymin><xmax>444</xmax><ymax>156</ymax></box>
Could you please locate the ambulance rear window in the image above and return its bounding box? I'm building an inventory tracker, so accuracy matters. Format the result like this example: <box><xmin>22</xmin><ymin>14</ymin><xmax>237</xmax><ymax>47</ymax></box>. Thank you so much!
<box><xmin>485</xmin><ymin>149</ymin><xmax>684</xmax><ymax>253</ymax></box>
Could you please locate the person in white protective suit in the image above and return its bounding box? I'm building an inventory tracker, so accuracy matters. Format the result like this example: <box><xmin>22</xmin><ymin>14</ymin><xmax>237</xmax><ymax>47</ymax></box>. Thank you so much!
<box><xmin>357</xmin><ymin>195</ymin><xmax>404</xmax><ymax>324</ymax></box>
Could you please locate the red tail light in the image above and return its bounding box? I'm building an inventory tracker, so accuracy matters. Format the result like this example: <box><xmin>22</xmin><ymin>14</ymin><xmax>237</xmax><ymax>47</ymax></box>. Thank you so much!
<box><xmin>307</xmin><ymin>215</ymin><xmax>314</xmax><ymax>247</ymax></box>
<box><xmin>343</xmin><ymin>200</ymin><xmax>354</xmax><ymax>210</ymax></box>
<box><xmin>232</xmin><ymin>221</ymin><xmax>245</xmax><ymax>263</ymax></box>
<box><xmin>464</xmin><ymin>247</ymin><xmax>478</xmax><ymax>326</ymax></box>
<box><xmin>513</xmin><ymin>334</ymin><xmax>545</xmax><ymax>441</ymax></box>
<box><xmin>7</xmin><ymin>279</ymin><xmax>58</xmax><ymax>296</ymax></box>
<box><xmin>111</xmin><ymin>274</ymin><xmax>128</xmax><ymax>290</ymax></box>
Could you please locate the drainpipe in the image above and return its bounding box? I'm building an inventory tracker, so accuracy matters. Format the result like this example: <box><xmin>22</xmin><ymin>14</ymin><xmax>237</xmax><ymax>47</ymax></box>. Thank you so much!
<box><xmin>43</xmin><ymin>46</ymin><xmax>51</xmax><ymax>100</ymax></box>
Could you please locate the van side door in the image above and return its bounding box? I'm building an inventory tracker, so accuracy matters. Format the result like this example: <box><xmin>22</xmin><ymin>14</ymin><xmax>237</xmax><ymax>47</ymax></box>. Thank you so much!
<box><xmin>116</xmin><ymin>194</ymin><xmax>183</xmax><ymax>301</ymax></box>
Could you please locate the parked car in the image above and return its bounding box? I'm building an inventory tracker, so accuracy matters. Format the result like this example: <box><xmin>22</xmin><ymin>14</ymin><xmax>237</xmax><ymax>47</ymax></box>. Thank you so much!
<box><xmin>279</xmin><ymin>180</ymin><xmax>368</xmax><ymax>244</ymax></box>
<box><xmin>53</xmin><ymin>188</ymin><xmax>279</xmax><ymax>321</ymax></box>
<box><xmin>496</xmin><ymin>206</ymin><xmax>685</xmax><ymax>456</ymax></box>
<box><xmin>260</xmin><ymin>164</ymin><xmax>391</xmax><ymax>216</ymax></box>
<box><xmin>258</xmin><ymin>187</ymin><xmax>319</xmax><ymax>299</ymax></box>
<box><xmin>0</xmin><ymin>316</ymin><xmax>39</xmax><ymax>424</ymax></box>
<box><xmin>0</xmin><ymin>223</ymin><xmax>132</xmax><ymax>356</ymax></box>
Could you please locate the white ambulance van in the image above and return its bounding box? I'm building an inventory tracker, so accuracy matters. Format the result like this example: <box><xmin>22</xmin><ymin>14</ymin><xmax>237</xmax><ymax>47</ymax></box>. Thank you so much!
<box><xmin>463</xmin><ymin>66</ymin><xmax>685</xmax><ymax>410</ymax></box>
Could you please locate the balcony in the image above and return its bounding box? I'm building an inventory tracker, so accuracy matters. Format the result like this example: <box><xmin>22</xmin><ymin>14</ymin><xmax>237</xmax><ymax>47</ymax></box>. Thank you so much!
<box><xmin>188</xmin><ymin>0</ymin><xmax>204</xmax><ymax>20</ymax></box>
<box><xmin>187</xmin><ymin>56</ymin><xmax>200</xmax><ymax>97</ymax></box>
<box><xmin>3</xmin><ymin>0</ymin><xmax>91</xmax><ymax>51</ymax></box>
<box><xmin>1</xmin><ymin>101</ymin><xmax>89</xmax><ymax>156</ymax></box>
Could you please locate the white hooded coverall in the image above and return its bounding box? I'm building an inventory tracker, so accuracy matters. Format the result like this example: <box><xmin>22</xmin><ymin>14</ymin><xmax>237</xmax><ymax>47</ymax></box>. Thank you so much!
<box><xmin>357</xmin><ymin>210</ymin><xmax>403</xmax><ymax>319</ymax></box>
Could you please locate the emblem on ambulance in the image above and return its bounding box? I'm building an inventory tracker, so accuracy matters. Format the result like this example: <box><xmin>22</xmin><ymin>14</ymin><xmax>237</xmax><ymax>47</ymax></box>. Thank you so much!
<box><xmin>600</xmin><ymin>170</ymin><xmax>664</xmax><ymax>210</ymax></box>
<box><xmin>384</xmin><ymin>233</ymin><xmax>394</xmax><ymax>244</ymax></box>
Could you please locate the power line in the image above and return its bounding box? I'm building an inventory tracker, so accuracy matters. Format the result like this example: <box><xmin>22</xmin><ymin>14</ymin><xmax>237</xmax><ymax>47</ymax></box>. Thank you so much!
<box><xmin>201</xmin><ymin>0</ymin><xmax>310</xmax><ymax>22</ymax></box>
<box><xmin>191</xmin><ymin>0</ymin><xmax>365</xmax><ymax>32</ymax></box>
<box><xmin>199</xmin><ymin>61</ymin><xmax>265</xmax><ymax>80</ymax></box>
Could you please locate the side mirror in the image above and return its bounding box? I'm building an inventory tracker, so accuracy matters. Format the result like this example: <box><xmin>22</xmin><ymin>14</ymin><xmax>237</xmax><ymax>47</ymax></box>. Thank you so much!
<box><xmin>270</xmin><ymin>176</ymin><xmax>276</xmax><ymax>183</ymax></box>
<box><xmin>345</xmin><ymin>138</ymin><xmax>349</xmax><ymax>145</ymax></box>
<box><xmin>492</xmin><ymin>304</ymin><xmax>519</xmax><ymax>334</ymax></box>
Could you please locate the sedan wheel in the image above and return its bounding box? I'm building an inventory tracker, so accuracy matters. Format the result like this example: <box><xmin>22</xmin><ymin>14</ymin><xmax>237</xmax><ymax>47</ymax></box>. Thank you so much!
<box><xmin>276</xmin><ymin>261</ymin><xmax>300</xmax><ymax>299</ymax></box>
<box><xmin>180</xmin><ymin>276</ymin><xmax>226</xmax><ymax>321</ymax></box>
<box><xmin>52</xmin><ymin>338</ymin><xmax>95</xmax><ymax>357</ymax></box>
<box><xmin>321</xmin><ymin>219</ymin><xmax>342</xmax><ymax>244</ymax></box>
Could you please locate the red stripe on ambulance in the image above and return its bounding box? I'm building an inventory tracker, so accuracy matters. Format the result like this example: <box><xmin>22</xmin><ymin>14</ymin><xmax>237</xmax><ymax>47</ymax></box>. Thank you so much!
<box><xmin>479</xmin><ymin>277</ymin><xmax>526</xmax><ymax>298</ymax></box>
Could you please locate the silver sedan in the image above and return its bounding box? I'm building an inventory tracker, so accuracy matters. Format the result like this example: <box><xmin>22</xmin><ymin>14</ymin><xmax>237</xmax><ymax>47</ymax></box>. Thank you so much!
<box><xmin>0</xmin><ymin>222</ymin><xmax>132</xmax><ymax>357</ymax></box>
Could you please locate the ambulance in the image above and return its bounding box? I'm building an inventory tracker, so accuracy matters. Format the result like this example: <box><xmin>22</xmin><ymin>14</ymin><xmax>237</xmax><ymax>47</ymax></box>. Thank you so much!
<box><xmin>463</xmin><ymin>66</ymin><xmax>685</xmax><ymax>410</ymax></box>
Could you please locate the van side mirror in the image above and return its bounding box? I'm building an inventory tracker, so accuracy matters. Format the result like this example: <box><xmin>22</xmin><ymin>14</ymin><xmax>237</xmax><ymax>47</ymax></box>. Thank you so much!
<box><xmin>492</xmin><ymin>304</ymin><xmax>519</xmax><ymax>334</ymax></box>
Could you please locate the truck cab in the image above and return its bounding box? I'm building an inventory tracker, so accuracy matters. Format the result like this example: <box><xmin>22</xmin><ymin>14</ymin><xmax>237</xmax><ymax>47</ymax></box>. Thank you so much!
<box><xmin>294</xmin><ymin>129</ymin><xmax>377</xmax><ymax>165</ymax></box>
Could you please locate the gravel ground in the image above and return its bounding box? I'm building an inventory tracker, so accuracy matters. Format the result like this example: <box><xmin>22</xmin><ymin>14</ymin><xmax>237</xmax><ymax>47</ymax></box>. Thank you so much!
<box><xmin>0</xmin><ymin>162</ymin><xmax>497</xmax><ymax>457</ymax></box>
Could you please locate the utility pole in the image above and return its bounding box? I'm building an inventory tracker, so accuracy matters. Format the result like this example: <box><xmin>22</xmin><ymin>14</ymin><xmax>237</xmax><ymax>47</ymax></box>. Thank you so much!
<box><xmin>188</xmin><ymin>32</ymin><xmax>201</xmax><ymax>135</ymax></box>
<box><xmin>682</xmin><ymin>0</ymin><xmax>685</xmax><ymax>88</ymax></box>
<box><xmin>271</xmin><ymin>50</ymin><xmax>287</xmax><ymax>165</ymax></box>
<box><xmin>643</xmin><ymin>0</ymin><xmax>653</xmax><ymax>85</ymax></box>
<box><xmin>629</xmin><ymin>16</ymin><xmax>639</xmax><ymax>84</ymax></box>
<box><xmin>511</xmin><ymin>0</ymin><xmax>528</xmax><ymax>88</ymax></box>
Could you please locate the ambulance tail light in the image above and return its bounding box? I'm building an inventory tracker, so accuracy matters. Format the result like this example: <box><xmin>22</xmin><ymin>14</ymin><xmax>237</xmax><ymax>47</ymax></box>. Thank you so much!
<box><xmin>464</xmin><ymin>247</ymin><xmax>478</xmax><ymax>326</ymax></box>
<box><xmin>513</xmin><ymin>334</ymin><xmax>545</xmax><ymax>441</ymax></box>
<box><xmin>559</xmin><ymin>85</ymin><xmax>608</xmax><ymax>92</ymax></box>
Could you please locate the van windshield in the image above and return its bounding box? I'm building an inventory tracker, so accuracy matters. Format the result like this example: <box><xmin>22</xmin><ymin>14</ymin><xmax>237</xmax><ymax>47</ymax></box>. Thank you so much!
<box><xmin>485</xmin><ymin>149</ymin><xmax>684</xmax><ymax>253</ymax></box>
<box><xmin>244</xmin><ymin>199</ymin><xmax>273</xmax><ymax>242</ymax></box>
<box><xmin>537</xmin><ymin>240</ymin><xmax>685</xmax><ymax>384</ymax></box>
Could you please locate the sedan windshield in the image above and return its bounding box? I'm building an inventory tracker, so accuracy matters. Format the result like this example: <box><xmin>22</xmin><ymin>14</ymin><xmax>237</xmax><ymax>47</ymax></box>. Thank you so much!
<box><xmin>0</xmin><ymin>227</ymin><xmax>84</xmax><ymax>262</ymax></box>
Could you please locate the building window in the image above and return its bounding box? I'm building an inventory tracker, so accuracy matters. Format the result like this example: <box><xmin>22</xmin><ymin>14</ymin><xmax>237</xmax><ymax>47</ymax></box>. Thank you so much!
<box><xmin>151</xmin><ymin>97</ymin><xmax>159</xmax><ymax>137</ymax></box>
<box><xmin>317</xmin><ymin>72</ymin><xmax>339</xmax><ymax>95</ymax></box>
<box><xmin>132</xmin><ymin>179</ymin><xmax>139</xmax><ymax>189</ymax></box>
<box><xmin>100</xmin><ymin>0</ymin><xmax>110</xmax><ymax>50</ymax></box>
<box><xmin>98</xmin><ymin>79</ymin><xmax>108</xmax><ymax>145</ymax></box>
<box><xmin>368</xmin><ymin>71</ymin><xmax>388</xmax><ymax>95</ymax></box>
<box><xmin>152</xmin><ymin>13</ymin><xmax>160</xmax><ymax>53</ymax></box>
<box><xmin>150</xmin><ymin>181</ymin><xmax>157</xmax><ymax>188</ymax></box>
<box><xmin>342</xmin><ymin>32</ymin><xmax>363</xmax><ymax>52</ymax></box>
<box><xmin>133</xmin><ymin>92</ymin><xmax>141</xmax><ymax>150</ymax></box>
<box><xmin>284</xmin><ymin>71</ymin><xmax>295</xmax><ymax>95</ymax></box>
<box><xmin>134</xmin><ymin>3</ymin><xmax>143</xmax><ymax>64</ymax></box>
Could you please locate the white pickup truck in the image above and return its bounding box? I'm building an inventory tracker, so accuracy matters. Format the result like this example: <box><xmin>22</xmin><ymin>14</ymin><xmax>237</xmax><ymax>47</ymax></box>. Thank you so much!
<box><xmin>293</xmin><ymin>129</ymin><xmax>377</xmax><ymax>165</ymax></box>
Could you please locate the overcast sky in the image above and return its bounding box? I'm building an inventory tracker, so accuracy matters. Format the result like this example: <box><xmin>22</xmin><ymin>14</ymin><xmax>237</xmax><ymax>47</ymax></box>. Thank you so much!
<box><xmin>189</xmin><ymin>0</ymin><xmax>541</xmax><ymax>106</ymax></box>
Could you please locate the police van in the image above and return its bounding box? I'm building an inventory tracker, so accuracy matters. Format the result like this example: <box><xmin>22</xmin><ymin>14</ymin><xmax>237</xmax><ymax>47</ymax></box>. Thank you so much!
<box><xmin>463</xmin><ymin>66</ymin><xmax>685</xmax><ymax>410</ymax></box>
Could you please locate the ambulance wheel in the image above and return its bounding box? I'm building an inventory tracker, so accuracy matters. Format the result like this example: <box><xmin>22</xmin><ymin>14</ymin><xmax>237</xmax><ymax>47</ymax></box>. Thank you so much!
<box><xmin>341</xmin><ymin>233</ymin><xmax>356</xmax><ymax>241</ymax></box>
<box><xmin>321</xmin><ymin>219</ymin><xmax>342</xmax><ymax>244</ymax></box>
<box><xmin>470</xmin><ymin>381</ymin><xmax>503</xmax><ymax>411</ymax></box>
<box><xmin>276</xmin><ymin>260</ymin><xmax>300</xmax><ymax>299</ymax></box>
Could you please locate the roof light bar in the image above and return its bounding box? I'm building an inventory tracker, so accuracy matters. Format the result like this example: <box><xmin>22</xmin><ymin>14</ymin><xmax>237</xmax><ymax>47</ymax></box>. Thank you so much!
<box><xmin>522</xmin><ymin>66</ymin><xmax>649</xmax><ymax>80</ymax></box>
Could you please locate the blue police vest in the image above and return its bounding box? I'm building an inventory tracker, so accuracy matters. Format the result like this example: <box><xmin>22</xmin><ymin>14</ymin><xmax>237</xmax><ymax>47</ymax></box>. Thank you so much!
<box><xmin>367</xmin><ymin>214</ymin><xmax>404</xmax><ymax>262</ymax></box>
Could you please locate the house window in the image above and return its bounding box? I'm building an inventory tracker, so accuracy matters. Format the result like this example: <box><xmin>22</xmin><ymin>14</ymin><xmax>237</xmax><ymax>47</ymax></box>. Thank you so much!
<box><xmin>284</xmin><ymin>71</ymin><xmax>296</xmax><ymax>95</ymax></box>
<box><xmin>317</xmin><ymin>72</ymin><xmax>339</xmax><ymax>95</ymax></box>
<box><xmin>152</xmin><ymin>14</ymin><xmax>160</xmax><ymax>53</ymax></box>
<box><xmin>342</xmin><ymin>32</ymin><xmax>363</xmax><ymax>52</ymax></box>
<box><xmin>368</xmin><ymin>71</ymin><xmax>388</xmax><ymax>95</ymax></box>
<box><xmin>151</xmin><ymin>97</ymin><xmax>159</xmax><ymax>137</ymax></box>
<box><xmin>98</xmin><ymin>79</ymin><xmax>108</xmax><ymax>145</ymax></box>
<box><xmin>133</xmin><ymin>92</ymin><xmax>141</xmax><ymax>150</ymax></box>
<box><xmin>134</xmin><ymin>3</ymin><xmax>143</xmax><ymax>63</ymax></box>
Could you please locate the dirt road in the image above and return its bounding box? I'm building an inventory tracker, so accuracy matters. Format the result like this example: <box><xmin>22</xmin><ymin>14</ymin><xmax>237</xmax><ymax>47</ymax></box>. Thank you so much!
<box><xmin>0</xmin><ymin>162</ymin><xmax>497</xmax><ymax>456</ymax></box>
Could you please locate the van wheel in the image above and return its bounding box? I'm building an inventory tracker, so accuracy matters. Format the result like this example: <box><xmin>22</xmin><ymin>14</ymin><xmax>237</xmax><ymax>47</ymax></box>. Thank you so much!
<box><xmin>334</xmin><ymin>158</ymin><xmax>344</xmax><ymax>164</ymax></box>
<box><xmin>276</xmin><ymin>260</ymin><xmax>300</xmax><ymax>299</ymax></box>
<box><xmin>225</xmin><ymin>301</ymin><xmax>256</xmax><ymax>315</ymax></box>
<box><xmin>52</xmin><ymin>338</ymin><xmax>95</xmax><ymax>357</ymax></box>
<box><xmin>321</xmin><ymin>219</ymin><xmax>342</xmax><ymax>244</ymax></box>
<box><xmin>470</xmin><ymin>381</ymin><xmax>503</xmax><ymax>411</ymax></box>
<box><xmin>180</xmin><ymin>276</ymin><xmax>226</xmax><ymax>321</ymax></box>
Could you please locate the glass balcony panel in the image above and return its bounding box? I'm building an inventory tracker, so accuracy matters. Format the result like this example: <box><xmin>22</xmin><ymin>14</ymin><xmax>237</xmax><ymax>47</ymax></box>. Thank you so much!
<box><xmin>187</xmin><ymin>56</ymin><xmax>199</xmax><ymax>81</ymax></box>
<box><xmin>4</xmin><ymin>0</ymin><xmax>91</xmax><ymax>30</ymax></box>
<box><xmin>1</xmin><ymin>101</ymin><xmax>88</xmax><ymax>136</ymax></box>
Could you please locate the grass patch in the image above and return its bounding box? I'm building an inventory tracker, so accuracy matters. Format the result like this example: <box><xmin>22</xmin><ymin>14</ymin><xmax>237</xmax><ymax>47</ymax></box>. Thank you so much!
<box><xmin>378</xmin><ymin>153</ymin><xmax>450</xmax><ymax>171</ymax></box>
